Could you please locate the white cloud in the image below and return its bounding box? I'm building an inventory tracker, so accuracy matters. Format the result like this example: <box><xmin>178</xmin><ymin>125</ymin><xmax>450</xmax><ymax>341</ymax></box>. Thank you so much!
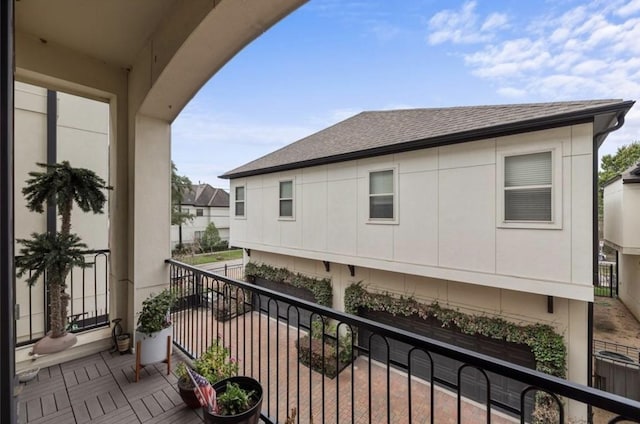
<box><xmin>436</xmin><ymin>0</ymin><xmax>640</xmax><ymax>104</ymax></box>
<box><xmin>481</xmin><ymin>13</ymin><xmax>509</xmax><ymax>32</ymax></box>
<box><xmin>427</xmin><ymin>1</ymin><xmax>507</xmax><ymax>45</ymax></box>
<box><xmin>617</xmin><ymin>0</ymin><xmax>640</xmax><ymax>17</ymax></box>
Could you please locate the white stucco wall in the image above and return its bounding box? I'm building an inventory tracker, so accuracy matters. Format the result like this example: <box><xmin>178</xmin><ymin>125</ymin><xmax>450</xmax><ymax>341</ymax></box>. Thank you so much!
<box><xmin>231</xmin><ymin>124</ymin><xmax>594</xmax><ymax>301</ymax></box>
<box><xmin>604</xmin><ymin>177</ymin><xmax>640</xmax><ymax>321</ymax></box>
<box><xmin>603</xmin><ymin>179</ymin><xmax>624</xmax><ymax>249</ymax></box>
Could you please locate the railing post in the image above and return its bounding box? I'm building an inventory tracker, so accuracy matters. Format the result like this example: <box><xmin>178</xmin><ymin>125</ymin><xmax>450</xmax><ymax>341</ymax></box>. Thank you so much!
<box><xmin>225</xmin><ymin>263</ymin><xmax>228</xmax><ymax>277</ymax></box>
<box><xmin>609</xmin><ymin>264</ymin><xmax>614</xmax><ymax>298</ymax></box>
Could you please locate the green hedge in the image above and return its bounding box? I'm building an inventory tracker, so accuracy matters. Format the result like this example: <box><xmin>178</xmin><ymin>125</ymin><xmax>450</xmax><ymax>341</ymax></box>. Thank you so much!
<box><xmin>344</xmin><ymin>282</ymin><xmax>566</xmax><ymax>378</ymax></box>
<box><xmin>244</xmin><ymin>262</ymin><xmax>333</xmax><ymax>307</ymax></box>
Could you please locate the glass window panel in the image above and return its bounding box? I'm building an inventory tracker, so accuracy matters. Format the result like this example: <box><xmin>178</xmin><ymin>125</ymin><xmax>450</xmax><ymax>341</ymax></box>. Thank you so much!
<box><xmin>280</xmin><ymin>199</ymin><xmax>293</xmax><ymax>217</ymax></box>
<box><xmin>235</xmin><ymin>202</ymin><xmax>244</xmax><ymax>217</ymax></box>
<box><xmin>280</xmin><ymin>181</ymin><xmax>293</xmax><ymax>198</ymax></box>
<box><xmin>236</xmin><ymin>186</ymin><xmax>245</xmax><ymax>201</ymax></box>
<box><xmin>370</xmin><ymin>195</ymin><xmax>394</xmax><ymax>219</ymax></box>
<box><xmin>370</xmin><ymin>170</ymin><xmax>393</xmax><ymax>194</ymax></box>
<box><xmin>505</xmin><ymin>188</ymin><xmax>551</xmax><ymax>221</ymax></box>
<box><xmin>505</xmin><ymin>152</ymin><xmax>552</xmax><ymax>187</ymax></box>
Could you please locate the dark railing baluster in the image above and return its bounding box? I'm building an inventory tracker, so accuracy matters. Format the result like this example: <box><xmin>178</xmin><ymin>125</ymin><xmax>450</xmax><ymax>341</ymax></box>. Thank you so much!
<box><xmin>166</xmin><ymin>259</ymin><xmax>640</xmax><ymax>424</ymax></box>
<box><xmin>15</xmin><ymin>249</ymin><xmax>110</xmax><ymax>346</ymax></box>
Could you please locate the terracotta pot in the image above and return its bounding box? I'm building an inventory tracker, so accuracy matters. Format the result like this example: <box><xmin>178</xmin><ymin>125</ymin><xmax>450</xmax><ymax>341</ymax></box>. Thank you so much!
<box><xmin>203</xmin><ymin>376</ymin><xmax>263</xmax><ymax>424</ymax></box>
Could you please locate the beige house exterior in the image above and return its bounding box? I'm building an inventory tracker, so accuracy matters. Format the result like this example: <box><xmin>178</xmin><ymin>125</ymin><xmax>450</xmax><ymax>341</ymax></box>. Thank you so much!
<box><xmin>170</xmin><ymin>184</ymin><xmax>230</xmax><ymax>249</ymax></box>
<box><xmin>603</xmin><ymin>163</ymin><xmax>640</xmax><ymax>319</ymax></box>
<box><xmin>223</xmin><ymin>101</ymin><xmax>634</xmax><ymax>393</ymax></box>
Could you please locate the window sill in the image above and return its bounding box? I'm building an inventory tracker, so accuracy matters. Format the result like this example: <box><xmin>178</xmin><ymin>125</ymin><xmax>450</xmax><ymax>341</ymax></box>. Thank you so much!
<box><xmin>498</xmin><ymin>220</ymin><xmax>562</xmax><ymax>230</ymax></box>
<box><xmin>367</xmin><ymin>219</ymin><xmax>399</xmax><ymax>225</ymax></box>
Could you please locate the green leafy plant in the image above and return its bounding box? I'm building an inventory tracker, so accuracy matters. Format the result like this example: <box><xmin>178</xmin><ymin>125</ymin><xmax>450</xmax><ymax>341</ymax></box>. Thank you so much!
<box><xmin>176</xmin><ymin>339</ymin><xmax>239</xmax><ymax>395</ymax></box>
<box><xmin>244</xmin><ymin>262</ymin><xmax>333</xmax><ymax>307</ymax></box>
<box><xmin>16</xmin><ymin>161</ymin><xmax>111</xmax><ymax>339</ymax></box>
<box><xmin>215</xmin><ymin>381</ymin><xmax>255</xmax><ymax>416</ymax></box>
<box><xmin>136</xmin><ymin>289</ymin><xmax>176</xmax><ymax>336</ymax></box>
<box><xmin>344</xmin><ymin>282</ymin><xmax>566</xmax><ymax>378</ymax></box>
<box><xmin>297</xmin><ymin>318</ymin><xmax>354</xmax><ymax>378</ymax></box>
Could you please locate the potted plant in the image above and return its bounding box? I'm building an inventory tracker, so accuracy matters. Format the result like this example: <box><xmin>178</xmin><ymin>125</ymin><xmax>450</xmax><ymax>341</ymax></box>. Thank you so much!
<box><xmin>15</xmin><ymin>161</ymin><xmax>110</xmax><ymax>354</ymax></box>
<box><xmin>296</xmin><ymin>318</ymin><xmax>354</xmax><ymax>379</ymax></box>
<box><xmin>135</xmin><ymin>289</ymin><xmax>175</xmax><ymax>365</ymax></box>
<box><xmin>176</xmin><ymin>339</ymin><xmax>239</xmax><ymax>408</ymax></box>
<box><xmin>203</xmin><ymin>376</ymin><xmax>263</xmax><ymax>424</ymax></box>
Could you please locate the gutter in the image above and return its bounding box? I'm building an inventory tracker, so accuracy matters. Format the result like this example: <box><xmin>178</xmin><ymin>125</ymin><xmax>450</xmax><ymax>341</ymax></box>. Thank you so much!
<box><xmin>588</xmin><ymin>110</ymin><xmax>628</xmax><ymax>422</ymax></box>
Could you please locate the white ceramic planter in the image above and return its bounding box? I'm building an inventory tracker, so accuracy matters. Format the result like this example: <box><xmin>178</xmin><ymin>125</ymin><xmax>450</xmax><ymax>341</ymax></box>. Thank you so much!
<box><xmin>136</xmin><ymin>325</ymin><xmax>173</xmax><ymax>365</ymax></box>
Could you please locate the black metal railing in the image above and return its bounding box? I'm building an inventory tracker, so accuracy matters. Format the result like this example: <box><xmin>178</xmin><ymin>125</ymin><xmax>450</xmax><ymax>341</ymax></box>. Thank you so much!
<box><xmin>207</xmin><ymin>263</ymin><xmax>244</xmax><ymax>281</ymax></box>
<box><xmin>15</xmin><ymin>249</ymin><xmax>110</xmax><ymax>346</ymax></box>
<box><xmin>167</xmin><ymin>259</ymin><xmax>640</xmax><ymax>423</ymax></box>
<box><xmin>596</xmin><ymin>262</ymin><xmax>618</xmax><ymax>297</ymax></box>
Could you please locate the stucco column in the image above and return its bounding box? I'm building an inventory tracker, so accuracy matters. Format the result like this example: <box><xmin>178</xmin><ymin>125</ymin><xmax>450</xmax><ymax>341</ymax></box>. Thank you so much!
<box><xmin>129</xmin><ymin>114</ymin><xmax>171</xmax><ymax>336</ymax></box>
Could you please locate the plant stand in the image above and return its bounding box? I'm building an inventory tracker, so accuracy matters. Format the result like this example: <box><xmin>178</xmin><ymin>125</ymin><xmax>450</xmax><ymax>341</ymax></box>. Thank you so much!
<box><xmin>135</xmin><ymin>334</ymin><xmax>172</xmax><ymax>382</ymax></box>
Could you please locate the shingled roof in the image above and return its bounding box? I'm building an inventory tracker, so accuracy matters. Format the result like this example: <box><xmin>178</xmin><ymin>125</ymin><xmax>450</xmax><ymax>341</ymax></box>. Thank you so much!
<box><xmin>182</xmin><ymin>184</ymin><xmax>229</xmax><ymax>207</ymax></box>
<box><xmin>221</xmin><ymin>99</ymin><xmax>634</xmax><ymax>179</ymax></box>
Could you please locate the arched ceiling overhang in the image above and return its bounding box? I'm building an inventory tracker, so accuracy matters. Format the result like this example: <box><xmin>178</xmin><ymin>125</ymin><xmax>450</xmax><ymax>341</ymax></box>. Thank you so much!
<box><xmin>15</xmin><ymin>0</ymin><xmax>307</xmax><ymax>120</ymax></box>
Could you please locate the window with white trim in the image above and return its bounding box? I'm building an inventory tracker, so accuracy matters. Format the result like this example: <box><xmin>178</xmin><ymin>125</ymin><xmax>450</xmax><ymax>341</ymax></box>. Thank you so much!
<box><xmin>279</xmin><ymin>180</ymin><xmax>294</xmax><ymax>218</ymax></box>
<box><xmin>504</xmin><ymin>151</ymin><xmax>552</xmax><ymax>222</ymax></box>
<box><xmin>369</xmin><ymin>169</ymin><xmax>395</xmax><ymax>220</ymax></box>
<box><xmin>235</xmin><ymin>186</ymin><xmax>245</xmax><ymax>217</ymax></box>
<box><xmin>196</xmin><ymin>208</ymin><xmax>204</xmax><ymax>217</ymax></box>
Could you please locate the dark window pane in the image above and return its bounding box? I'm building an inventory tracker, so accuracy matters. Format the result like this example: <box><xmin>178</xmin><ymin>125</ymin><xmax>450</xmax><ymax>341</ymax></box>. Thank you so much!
<box><xmin>280</xmin><ymin>199</ymin><xmax>293</xmax><ymax>217</ymax></box>
<box><xmin>505</xmin><ymin>188</ymin><xmax>551</xmax><ymax>221</ymax></box>
<box><xmin>370</xmin><ymin>195</ymin><xmax>393</xmax><ymax>219</ymax></box>
<box><xmin>235</xmin><ymin>201</ymin><xmax>244</xmax><ymax>216</ymax></box>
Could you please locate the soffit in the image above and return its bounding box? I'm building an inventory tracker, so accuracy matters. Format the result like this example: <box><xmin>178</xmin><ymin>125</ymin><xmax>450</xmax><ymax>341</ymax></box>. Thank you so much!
<box><xmin>15</xmin><ymin>0</ymin><xmax>177</xmax><ymax>68</ymax></box>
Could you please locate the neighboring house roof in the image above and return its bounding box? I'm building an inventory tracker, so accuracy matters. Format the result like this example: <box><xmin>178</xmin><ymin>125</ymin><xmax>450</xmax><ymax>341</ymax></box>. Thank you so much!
<box><xmin>622</xmin><ymin>162</ymin><xmax>640</xmax><ymax>184</ymax></box>
<box><xmin>182</xmin><ymin>184</ymin><xmax>229</xmax><ymax>207</ymax></box>
<box><xmin>221</xmin><ymin>100</ymin><xmax>634</xmax><ymax>179</ymax></box>
<box><xmin>602</xmin><ymin>162</ymin><xmax>640</xmax><ymax>187</ymax></box>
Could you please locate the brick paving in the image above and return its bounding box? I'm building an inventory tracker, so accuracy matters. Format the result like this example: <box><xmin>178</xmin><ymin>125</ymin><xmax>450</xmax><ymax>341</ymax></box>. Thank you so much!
<box><xmin>17</xmin><ymin>310</ymin><xmax>517</xmax><ymax>423</ymax></box>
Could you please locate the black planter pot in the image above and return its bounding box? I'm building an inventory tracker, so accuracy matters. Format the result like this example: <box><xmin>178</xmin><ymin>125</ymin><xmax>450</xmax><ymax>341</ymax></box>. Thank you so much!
<box><xmin>177</xmin><ymin>379</ymin><xmax>201</xmax><ymax>409</ymax></box>
<box><xmin>203</xmin><ymin>376</ymin><xmax>263</xmax><ymax>424</ymax></box>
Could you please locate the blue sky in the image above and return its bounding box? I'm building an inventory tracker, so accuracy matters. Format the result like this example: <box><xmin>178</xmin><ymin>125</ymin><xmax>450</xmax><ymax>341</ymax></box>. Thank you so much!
<box><xmin>172</xmin><ymin>0</ymin><xmax>640</xmax><ymax>189</ymax></box>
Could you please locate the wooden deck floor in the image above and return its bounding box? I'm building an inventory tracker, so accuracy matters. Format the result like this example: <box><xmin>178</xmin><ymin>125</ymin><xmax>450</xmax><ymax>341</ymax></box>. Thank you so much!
<box><xmin>17</xmin><ymin>349</ymin><xmax>204</xmax><ymax>424</ymax></box>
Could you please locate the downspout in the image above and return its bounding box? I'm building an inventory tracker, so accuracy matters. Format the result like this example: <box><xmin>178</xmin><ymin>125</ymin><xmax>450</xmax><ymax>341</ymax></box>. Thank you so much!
<box><xmin>587</xmin><ymin>111</ymin><xmax>626</xmax><ymax>422</ymax></box>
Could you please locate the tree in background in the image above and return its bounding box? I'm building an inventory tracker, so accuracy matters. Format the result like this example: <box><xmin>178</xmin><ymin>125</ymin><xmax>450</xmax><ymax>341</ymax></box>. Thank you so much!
<box><xmin>599</xmin><ymin>142</ymin><xmax>640</xmax><ymax>219</ymax></box>
<box><xmin>200</xmin><ymin>222</ymin><xmax>222</xmax><ymax>253</ymax></box>
<box><xmin>171</xmin><ymin>161</ymin><xmax>193</xmax><ymax>226</ymax></box>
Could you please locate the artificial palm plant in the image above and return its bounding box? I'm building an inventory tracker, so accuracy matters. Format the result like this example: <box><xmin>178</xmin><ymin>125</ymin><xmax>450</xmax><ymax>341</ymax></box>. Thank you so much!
<box><xmin>16</xmin><ymin>161</ymin><xmax>110</xmax><ymax>342</ymax></box>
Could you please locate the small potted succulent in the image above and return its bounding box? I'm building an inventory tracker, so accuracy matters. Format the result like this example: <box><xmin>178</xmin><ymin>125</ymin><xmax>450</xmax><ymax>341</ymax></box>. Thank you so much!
<box><xmin>176</xmin><ymin>339</ymin><xmax>239</xmax><ymax>408</ymax></box>
<box><xmin>135</xmin><ymin>289</ymin><xmax>175</xmax><ymax>365</ymax></box>
<box><xmin>204</xmin><ymin>376</ymin><xmax>263</xmax><ymax>424</ymax></box>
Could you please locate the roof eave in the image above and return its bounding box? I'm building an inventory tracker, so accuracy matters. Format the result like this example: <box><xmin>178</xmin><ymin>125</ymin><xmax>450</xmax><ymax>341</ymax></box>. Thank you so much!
<box><xmin>221</xmin><ymin>101</ymin><xmax>635</xmax><ymax>180</ymax></box>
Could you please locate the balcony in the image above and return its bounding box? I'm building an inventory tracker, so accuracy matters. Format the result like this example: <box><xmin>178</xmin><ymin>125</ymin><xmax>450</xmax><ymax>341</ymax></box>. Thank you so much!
<box><xmin>15</xmin><ymin>260</ymin><xmax>640</xmax><ymax>423</ymax></box>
